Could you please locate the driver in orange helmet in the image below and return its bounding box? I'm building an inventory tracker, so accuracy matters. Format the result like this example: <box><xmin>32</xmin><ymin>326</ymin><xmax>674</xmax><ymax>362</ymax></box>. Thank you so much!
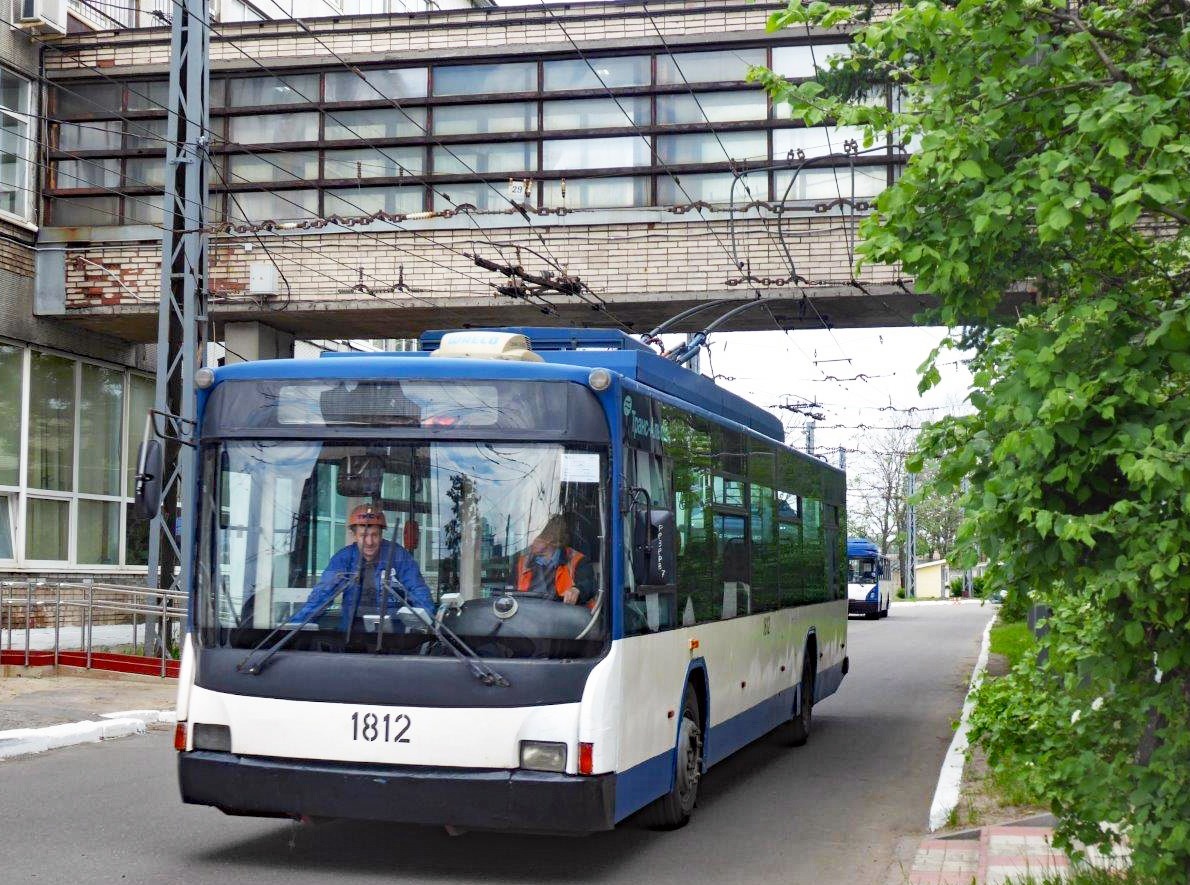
<box><xmin>291</xmin><ymin>504</ymin><xmax>433</xmax><ymax>629</ymax></box>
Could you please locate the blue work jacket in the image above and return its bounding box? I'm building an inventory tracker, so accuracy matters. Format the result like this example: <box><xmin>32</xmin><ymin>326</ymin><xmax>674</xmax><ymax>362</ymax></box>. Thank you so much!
<box><xmin>291</xmin><ymin>539</ymin><xmax>434</xmax><ymax>630</ymax></box>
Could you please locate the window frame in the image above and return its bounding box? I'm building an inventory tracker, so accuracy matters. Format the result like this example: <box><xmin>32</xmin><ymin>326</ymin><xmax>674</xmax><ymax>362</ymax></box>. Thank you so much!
<box><xmin>0</xmin><ymin>337</ymin><xmax>153</xmax><ymax>570</ymax></box>
<box><xmin>0</xmin><ymin>67</ymin><xmax>35</xmax><ymax>226</ymax></box>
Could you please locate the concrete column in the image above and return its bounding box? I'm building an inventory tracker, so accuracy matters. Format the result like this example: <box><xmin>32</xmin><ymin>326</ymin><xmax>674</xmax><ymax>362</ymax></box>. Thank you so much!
<box><xmin>222</xmin><ymin>321</ymin><xmax>294</xmax><ymax>364</ymax></box>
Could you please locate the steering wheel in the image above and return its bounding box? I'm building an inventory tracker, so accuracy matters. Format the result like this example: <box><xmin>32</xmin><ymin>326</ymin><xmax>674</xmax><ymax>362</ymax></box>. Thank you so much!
<box><xmin>575</xmin><ymin>585</ymin><xmax>604</xmax><ymax>640</ymax></box>
<box><xmin>444</xmin><ymin>589</ymin><xmax>603</xmax><ymax>642</ymax></box>
<box><xmin>500</xmin><ymin>586</ymin><xmax>605</xmax><ymax>641</ymax></box>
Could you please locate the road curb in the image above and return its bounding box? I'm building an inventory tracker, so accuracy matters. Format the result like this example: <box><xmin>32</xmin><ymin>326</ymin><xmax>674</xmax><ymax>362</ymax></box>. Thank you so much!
<box><xmin>928</xmin><ymin>611</ymin><xmax>995</xmax><ymax>830</ymax></box>
<box><xmin>0</xmin><ymin>709</ymin><xmax>176</xmax><ymax>761</ymax></box>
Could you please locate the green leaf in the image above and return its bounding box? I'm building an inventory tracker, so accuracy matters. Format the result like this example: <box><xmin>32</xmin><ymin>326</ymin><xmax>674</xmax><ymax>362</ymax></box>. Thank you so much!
<box><xmin>1105</xmin><ymin>137</ymin><xmax>1130</xmax><ymax>160</ymax></box>
<box><xmin>958</xmin><ymin>159</ymin><xmax>985</xmax><ymax>180</ymax></box>
<box><xmin>1124</xmin><ymin>622</ymin><xmax>1144</xmax><ymax>646</ymax></box>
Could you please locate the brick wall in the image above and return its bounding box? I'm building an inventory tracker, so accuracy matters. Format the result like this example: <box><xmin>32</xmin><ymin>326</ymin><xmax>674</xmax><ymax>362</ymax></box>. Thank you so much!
<box><xmin>66</xmin><ymin>215</ymin><xmax>901</xmax><ymax>312</ymax></box>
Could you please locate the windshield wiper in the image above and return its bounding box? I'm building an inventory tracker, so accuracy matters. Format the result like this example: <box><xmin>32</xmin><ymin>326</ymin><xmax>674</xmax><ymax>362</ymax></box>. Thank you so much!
<box><xmin>235</xmin><ymin>571</ymin><xmax>353</xmax><ymax>675</ymax></box>
<box><xmin>380</xmin><ymin>573</ymin><xmax>509</xmax><ymax>688</ymax></box>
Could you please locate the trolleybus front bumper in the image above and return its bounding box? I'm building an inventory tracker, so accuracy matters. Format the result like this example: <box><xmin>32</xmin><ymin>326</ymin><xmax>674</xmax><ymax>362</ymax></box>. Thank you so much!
<box><xmin>848</xmin><ymin>600</ymin><xmax>879</xmax><ymax>616</ymax></box>
<box><xmin>179</xmin><ymin>750</ymin><xmax>616</xmax><ymax>832</ymax></box>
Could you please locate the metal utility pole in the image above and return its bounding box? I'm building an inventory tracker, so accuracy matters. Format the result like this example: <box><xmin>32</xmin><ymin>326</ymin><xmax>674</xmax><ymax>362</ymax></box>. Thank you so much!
<box><xmin>805</xmin><ymin>421</ymin><xmax>816</xmax><ymax>455</ymax></box>
<box><xmin>904</xmin><ymin>471</ymin><xmax>917</xmax><ymax>598</ymax></box>
<box><xmin>145</xmin><ymin>0</ymin><xmax>209</xmax><ymax>651</ymax></box>
<box><xmin>837</xmin><ymin>446</ymin><xmax>846</xmax><ymax>470</ymax></box>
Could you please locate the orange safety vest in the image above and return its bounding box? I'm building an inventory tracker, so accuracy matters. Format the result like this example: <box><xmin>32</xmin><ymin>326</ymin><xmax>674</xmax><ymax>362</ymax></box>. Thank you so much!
<box><xmin>516</xmin><ymin>548</ymin><xmax>585</xmax><ymax>599</ymax></box>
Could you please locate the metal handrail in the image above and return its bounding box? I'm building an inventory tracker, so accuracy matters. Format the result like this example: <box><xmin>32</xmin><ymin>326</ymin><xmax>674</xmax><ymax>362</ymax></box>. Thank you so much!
<box><xmin>1</xmin><ymin>579</ymin><xmax>185</xmax><ymax>676</ymax></box>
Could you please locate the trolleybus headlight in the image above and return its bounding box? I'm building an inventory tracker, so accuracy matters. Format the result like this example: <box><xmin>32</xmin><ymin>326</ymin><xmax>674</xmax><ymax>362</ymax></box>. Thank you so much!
<box><xmin>587</xmin><ymin>368</ymin><xmax>612</xmax><ymax>391</ymax></box>
<box><xmin>866</xmin><ymin>586</ymin><xmax>879</xmax><ymax>603</ymax></box>
<box><xmin>192</xmin><ymin>723</ymin><xmax>232</xmax><ymax>752</ymax></box>
<box><xmin>519</xmin><ymin>740</ymin><xmax>567</xmax><ymax>773</ymax></box>
<box><xmin>195</xmin><ymin>367</ymin><xmax>215</xmax><ymax>389</ymax></box>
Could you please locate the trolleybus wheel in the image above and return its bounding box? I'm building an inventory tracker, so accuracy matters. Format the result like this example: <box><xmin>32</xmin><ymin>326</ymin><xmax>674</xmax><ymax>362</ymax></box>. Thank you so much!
<box><xmin>643</xmin><ymin>686</ymin><xmax>703</xmax><ymax>829</ymax></box>
<box><xmin>787</xmin><ymin>662</ymin><xmax>815</xmax><ymax>747</ymax></box>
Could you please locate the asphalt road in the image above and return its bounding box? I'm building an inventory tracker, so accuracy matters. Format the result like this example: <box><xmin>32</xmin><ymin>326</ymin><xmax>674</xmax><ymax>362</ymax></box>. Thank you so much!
<box><xmin>0</xmin><ymin>601</ymin><xmax>992</xmax><ymax>885</ymax></box>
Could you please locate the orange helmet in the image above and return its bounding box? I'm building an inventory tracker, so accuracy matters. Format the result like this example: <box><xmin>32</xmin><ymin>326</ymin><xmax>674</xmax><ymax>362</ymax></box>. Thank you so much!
<box><xmin>348</xmin><ymin>504</ymin><xmax>387</xmax><ymax>530</ymax></box>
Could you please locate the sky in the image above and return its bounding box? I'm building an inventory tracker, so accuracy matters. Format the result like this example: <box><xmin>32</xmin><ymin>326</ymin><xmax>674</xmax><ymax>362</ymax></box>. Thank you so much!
<box><xmin>697</xmin><ymin>326</ymin><xmax>974</xmax><ymax>461</ymax></box>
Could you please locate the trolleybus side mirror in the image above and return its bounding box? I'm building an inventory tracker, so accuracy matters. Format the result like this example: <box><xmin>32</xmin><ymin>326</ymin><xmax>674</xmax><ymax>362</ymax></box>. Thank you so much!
<box><xmin>134</xmin><ymin>439</ymin><xmax>164</xmax><ymax>520</ymax></box>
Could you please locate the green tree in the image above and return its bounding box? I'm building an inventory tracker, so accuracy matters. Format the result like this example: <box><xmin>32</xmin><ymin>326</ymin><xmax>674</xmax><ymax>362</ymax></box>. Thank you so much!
<box><xmin>753</xmin><ymin>0</ymin><xmax>1190</xmax><ymax>877</ymax></box>
<box><xmin>913</xmin><ymin>458</ymin><xmax>964</xmax><ymax>560</ymax></box>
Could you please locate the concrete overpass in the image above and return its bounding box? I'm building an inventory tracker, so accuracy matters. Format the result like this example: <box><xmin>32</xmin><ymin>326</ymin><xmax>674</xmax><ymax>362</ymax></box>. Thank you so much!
<box><xmin>37</xmin><ymin>0</ymin><xmax>945</xmax><ymax>345</ymax></box>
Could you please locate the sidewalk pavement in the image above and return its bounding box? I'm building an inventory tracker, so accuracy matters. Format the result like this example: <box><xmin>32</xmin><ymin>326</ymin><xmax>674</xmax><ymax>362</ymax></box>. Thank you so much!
<box><xmin>899</xmin><ymin>816</ymin><xmax>1131</xmax><ymax>885</ymax></box>
<box><xmin>0</xmin><ymin>672</ymin><xmax>177</xmax><ymax>759</ymax></box>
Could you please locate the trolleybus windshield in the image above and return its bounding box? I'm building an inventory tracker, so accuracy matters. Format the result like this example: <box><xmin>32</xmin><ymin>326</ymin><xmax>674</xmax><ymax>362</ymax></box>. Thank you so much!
<box><xmin>195</xmin><ymin>438</ymin><xmax>610</xmax><ymax>660</ymax></box>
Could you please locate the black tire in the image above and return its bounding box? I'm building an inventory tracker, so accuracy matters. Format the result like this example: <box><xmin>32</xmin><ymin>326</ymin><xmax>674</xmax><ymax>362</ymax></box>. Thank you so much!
<box><xmin>880</xmin><ymin>599</ymin><xmax>890</xmax><ymax>619</ymax></box>
<box><xmin>786</xmin><ymin>661</ymin><xmax>815</xmax><ymax>747</ymax></box>
<box><xmin>642</xmin><ymin>687</ymin><xmax>703</xmax><ymax>829</ymax></box>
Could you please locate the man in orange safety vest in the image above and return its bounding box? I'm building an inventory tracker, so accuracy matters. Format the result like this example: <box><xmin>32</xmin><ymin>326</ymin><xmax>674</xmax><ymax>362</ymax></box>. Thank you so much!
<box><xmin>515</xmin><ymin>514</ymin><xmax>595</xmax><ymax>606</ymax></box>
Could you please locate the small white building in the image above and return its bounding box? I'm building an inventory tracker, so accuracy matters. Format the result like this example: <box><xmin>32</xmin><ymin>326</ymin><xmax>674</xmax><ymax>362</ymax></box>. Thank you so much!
<box><xmin>914</xmin><ymin>559</ymin><xmax>951</xmax><ymax>599</ymax></box>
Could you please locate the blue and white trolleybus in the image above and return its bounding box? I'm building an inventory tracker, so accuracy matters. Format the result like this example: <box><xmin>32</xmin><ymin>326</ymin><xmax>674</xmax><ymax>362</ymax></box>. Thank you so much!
<box><xmin>169</xmin><ymin>328</ymin><xmax>849</xmax><ymax>832</ymax></box>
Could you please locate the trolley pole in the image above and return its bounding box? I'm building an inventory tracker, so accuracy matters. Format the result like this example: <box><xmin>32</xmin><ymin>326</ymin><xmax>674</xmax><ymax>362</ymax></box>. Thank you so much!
<box><xmin>145</xmin><ymin>0</ymin><xmax>209</xmax><ymax>652</ymax></box>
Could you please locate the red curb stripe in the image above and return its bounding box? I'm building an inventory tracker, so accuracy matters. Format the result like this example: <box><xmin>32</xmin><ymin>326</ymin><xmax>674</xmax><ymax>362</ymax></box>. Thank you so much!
<box><xmin>1</xmin><ymin>649</ymin><xmax>178</xmax><ymax>678</ymax></box>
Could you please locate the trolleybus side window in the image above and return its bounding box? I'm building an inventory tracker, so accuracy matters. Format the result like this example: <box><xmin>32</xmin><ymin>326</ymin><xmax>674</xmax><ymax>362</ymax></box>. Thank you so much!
<box><xmin>802</xmin><ymin>497</ymin><xmax>828</xmax><ymax>604</ymax></box>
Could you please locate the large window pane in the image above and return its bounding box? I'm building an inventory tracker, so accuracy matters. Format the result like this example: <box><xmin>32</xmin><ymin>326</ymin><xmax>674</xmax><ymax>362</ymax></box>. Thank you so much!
<box><xmin>323</xmin><ymin>107</ymin><xmax>427</xmax><ymax>141</ymax></box>
<box><xmin>432</xmin><ymin>182</ymin><xmax>509</xmax><ymax>212</ymax></box>
<box><xmin>228</xmin><ymin>151</ymin><xmax>319</xmax><ymax>184</ymax></box>
<box><xmin>27</xmin><ymin>352</ymin><xmax>75</xmax><ymax>491</ymax></box>
<box><xmin>124</xmin><ymin>117</ymin><xmax>166</xmax><ymax>150</ymax></box>
<box><xmin>657</xmin><ymin>131</ymin><xmax>767</xmax><ymax>165</ymax></box>
<box><xmin>772</xmin><ymin>43</ymin><xmax>852</xmax><ymax>80</ymax></box>
<box><xmin>433</xmin><ymin>142</ymin><xmax>534</xmax><ymax>175</ymax></box>
<box><xmin>77</xmin><ymin>499</ymin><xmax>120</xmax><ymax>565</ymax></box>
<box><xmin>774</xmin><ymin>166</ymin><xmax>887</xmax><ymax>200</ymax></box>
<box><xmin>55</xmin><ymin>158</ymin><xmax>120</xmax><ymax>190</ymax></box>
<box><xmin>124</xmin><ymin>156</ymin><xmax>166</xmax><ymax>189</ymax></box>
<box><xmin>543</xmin><ymin>97</ymin><xmax>649</xmax><ymax>130</ymax></box>
<box><xmin>656</xmin><ymin>49</ymin><xmax>766</xmax><ymax>85</ymax></box>
<box><xmin>58</xmin><ymin>120</ymin><xmax>121</xmax><ymax>152</ymax></box>
<box><xmin>433</xmin><ymin>62</ymin><xmax>536</xmax><ymax>96</ymax></box>
<box><xmin>228</xmin><ymin>74</ymin><xmax>319</xmax><ymax>107</ymax></box>
<box><xmin>79</xmin><ymin>364</ymin><xmax>124</xmax><ymax>496</ymax></box>
<box><xmin>54</xmin><ymin>82</ymin><xmax>121</xmax><ymax>117</ymax></box>
<box><xmin>543</xmin><ymin>136</ymin><xmax>650</xmax><ymax>171</ymax></box>
<box><xmin>544</xmin><ymin>56</ymin><xmax>650</xmax><ymax>91</ymax></box>
<box><xmin>0</xmin><ymin>108</ymin><xmax>30</xmax><ymax>218</ymax></box>
<box><xmin>324</xmin><ymin>186</ymin><xmax>423</xmax><ymax>216</ymax></box>
<box><xmin>25</xmin><ymin>497</ymin><xmax>69</xmax><ymax>561</ymax></box>
<box><xmin>125</xmin><ymin>374</ymin><xmax>153</xmax><ymax>497</ymax></box>
<box><xmin>656</xmin><ymin>91</ymin><xmax>767</xmax><ymax>125</ymax></box>
<box><xmin>658</xmin><ymin>171</ymin><xmax>765</xmax><ymax>204</ymax></box>
<box><xmin>125</xmin><ymin>502</ymin><xmax>149</xmax><ymax>566</ymax></box>
<box><xmin>0</xmin><ymin>495</ymin><xmax>13</xmax><ymax>559</ymax></box>
<box><xmin>124</xmin><ymin>193</ymin><xmax>164</xmax><ymax>226</ymax></box>
<box><xmin>230</xmin><ymin>113</ymin><xmax>318</xmax><ymax>145</ymax></box>
<box><xmin>227</xmin><ymin>189</ymin><xmax>318</xmax><ymax>222</ymax></box>
<box><xmin>0</xmin><ymin>70</ymin><xmax>25</xmax><ymax>113</ymax></box>
<box><xmin>773</xmin><ymin>125</ymin><xmax>869</xmax><ymax>159</ymax></box>
<box><xmin>433</xmin><ymin>102</ymin><xmax>535</xmax><ymax>136</ymax></box>
<box><xmin>125</xmin><ymin>80</ymin><xmax>170</xmax><ymax>112</ymax></box>
<box><xmin>0</xmin><ymin>344</ymin><xmax>20</xmax><ymax>486</ymax></box>
<box><xmin>49</xmin><ymin>196</ymin><xmax>121</xmax><ymax>226</ymax></box>
<box><xmin>324</xmin><ymin>147</ymin><xmax>424</xmax><ymax>180</ymax></box>
<box><xmin>541</xmin><ymin>176</ymin><xmax>649</xmax><ymax>209</ymax></box>
<box><xmin>325</xmin><ymin>67</ymin><xmax>427</xmax><ymax>102</ymax></box>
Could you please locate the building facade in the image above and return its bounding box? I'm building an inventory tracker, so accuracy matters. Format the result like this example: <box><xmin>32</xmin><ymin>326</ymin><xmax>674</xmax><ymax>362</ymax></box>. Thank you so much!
<box><xmin>3</xmin><ymin>0</ymin><xmax>919</xmax><ymax>582</ymax></box>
